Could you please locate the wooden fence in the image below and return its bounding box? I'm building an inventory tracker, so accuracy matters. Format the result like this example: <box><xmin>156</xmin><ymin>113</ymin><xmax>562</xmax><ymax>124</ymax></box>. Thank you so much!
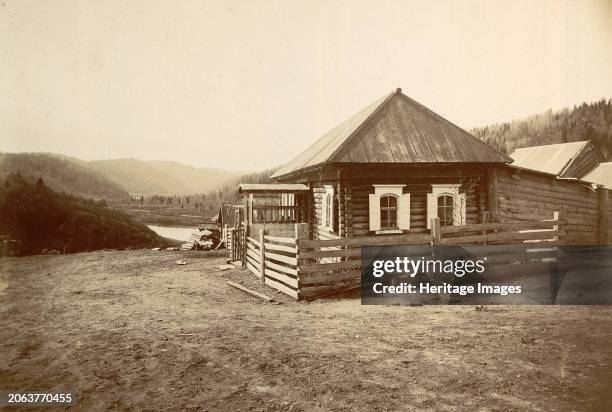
<box><xmin>240</xmin><ymin>215</ymin><xmax>562</xmax><ymax>300</ymax></box>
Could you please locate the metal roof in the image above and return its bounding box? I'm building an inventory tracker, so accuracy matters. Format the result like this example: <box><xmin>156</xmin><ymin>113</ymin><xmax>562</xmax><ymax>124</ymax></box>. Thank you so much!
<box><xmin>271</xmin><ymin>88</ymin><xmax>511</xmax><ymax>179</ymax></box>
<box><xmin>509</xmin><ymin>141</ymin><xmax>588</xmax><ymax>176</ymax></box>
<box><xmin>582</xmin><ymin>162</ymin><xmax>612</xmax><ymax>189</ymax></box>
<box><xmin>237</xmin><ymin>183</ymin><xmax>309</xmax><ymax>193</ymax></box>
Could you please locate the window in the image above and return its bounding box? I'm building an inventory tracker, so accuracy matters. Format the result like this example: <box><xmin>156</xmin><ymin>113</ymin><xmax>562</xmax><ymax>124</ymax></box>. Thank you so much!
<box><xmin>380</xmin><ymin>195</ymin><xmax>398</xmax><ymax>229</ymax></box>
<box><xmin>322</xmin><ymin>185</ymin><xmax>334</xmax><ymax>230</ymax></box>
<box><xmin>369</xmin><ymin>185</ymin><xmax>410</xmax><ymax>233</ymax></box>
<box><xmin>325</xmin><ymin>192</ymin><xmax>332</xmax><ymax>227</ymax></box>
<box><xmin>437</xmin><ymin>194</ymin><xmax>454</xmax><ymax>226</ymax></box>
<box><xmin>426</xmin><ymin>184</ymin><xmax>466</xmax><ymax>228</ymax></box>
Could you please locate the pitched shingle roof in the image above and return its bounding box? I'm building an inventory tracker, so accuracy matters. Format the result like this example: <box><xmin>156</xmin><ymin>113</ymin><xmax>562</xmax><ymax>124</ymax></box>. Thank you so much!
<box><xmin>272</xmin><ymin>88</ymin><xmax>511</xmax><ymax>179</ymax></box>
<box><xmin>582</xmin><ymin>162</ymin><xmax>612</xmax><ymax>189</ymax></box>
<box><xmin>509</xmin><ymin>141</ymin><xmax>592</xmax><ymax>177</ymax></box>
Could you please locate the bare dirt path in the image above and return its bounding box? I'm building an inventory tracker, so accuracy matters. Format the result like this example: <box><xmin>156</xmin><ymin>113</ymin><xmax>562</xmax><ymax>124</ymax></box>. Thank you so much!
<box><xmin>1</xmin><ymin>250</ymin><xmax>611</xmax><ymax>411</ymax></box>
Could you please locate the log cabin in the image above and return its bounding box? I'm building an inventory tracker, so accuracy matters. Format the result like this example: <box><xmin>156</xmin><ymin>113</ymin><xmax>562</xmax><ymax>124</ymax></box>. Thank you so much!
<box><xmin>269</xmin><ymin>88</ymin><xmax>512</xmax><ymax>241</ymax></box>
<box><xmin>234</xmin><ymin>88</ymin><xmax>610</xmax><ymax>246</ymax></box>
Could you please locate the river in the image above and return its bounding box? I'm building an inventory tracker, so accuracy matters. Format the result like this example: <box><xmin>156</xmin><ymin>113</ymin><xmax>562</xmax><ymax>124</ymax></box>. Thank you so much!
<box><xmin>147</xmin><ymin>225</ymin><xmax>195</xmax><ymax>242</ymax></box>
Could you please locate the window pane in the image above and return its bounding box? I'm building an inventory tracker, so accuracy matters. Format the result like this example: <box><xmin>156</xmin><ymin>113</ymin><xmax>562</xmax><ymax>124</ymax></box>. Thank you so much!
<box><xmin>388</xmin><ymin>196</ymin><xmax>397</xmax><ymax>207</ymax></box>
<box><xmin>437</xmin><ymin>195</ymin><xmax>454</xmax><ymax>226</ymax></box>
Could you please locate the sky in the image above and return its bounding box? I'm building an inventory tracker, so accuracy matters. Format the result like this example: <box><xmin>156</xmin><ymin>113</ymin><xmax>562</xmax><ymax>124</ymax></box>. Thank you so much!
<box><xmin>1</xmin><ymin>0</ymin><xmax>611</xmax><ymax>171</ymax></box>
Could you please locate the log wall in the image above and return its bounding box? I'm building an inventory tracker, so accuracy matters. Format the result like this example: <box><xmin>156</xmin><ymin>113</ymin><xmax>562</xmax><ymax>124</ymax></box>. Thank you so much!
<box><xmin>347</xmin><ymin>177</ymin><xmax>484</xmax><ymax>237</ymax></box>
<box><xmin>495</xmin><ymin>167</ymin><xmax>605</xmax><ymax>244</ymax></box>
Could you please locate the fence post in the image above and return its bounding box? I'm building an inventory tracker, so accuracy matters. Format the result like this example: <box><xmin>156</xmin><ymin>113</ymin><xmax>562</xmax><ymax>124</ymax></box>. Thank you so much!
<box><xmin>242</xmin><ymin>228</ymin><xmax>247</xmax><ymax>268</ymax></box>
<box><xmin>554</xmin><ymin>211</ymin><xmax>561</xmax><ymax>244</ymax></box>
<box><xmin>295</xmin><ymin>223</ymin><xmax>309</xmax><ymax>300</ymax></box>
<box><xmin>259</xmin><ymin>229</ymin><xmax>266</xmax><ymax>283</ymax></box>
<box><xmin>487</xmin><ymin>167</ymin><xmax>499</xmax><ymax>223</ymax></box>
<box><xmin>598</xmin><ymin>187</ymin><xmax>608</xmax><ymax>245</ymax></box>
<box><xmin>431</xmin><ymin>217</ymin><xmax>441</xmax><ymax>245</ymax></box>
<box><xmin>481</xmin><ymin>211</ymin><xmax>490</xmax><ymax>247</ymax></box>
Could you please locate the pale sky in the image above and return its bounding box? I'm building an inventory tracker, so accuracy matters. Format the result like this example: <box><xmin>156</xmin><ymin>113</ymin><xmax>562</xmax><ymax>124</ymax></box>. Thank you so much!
<box><xmin>1</xmin><ymin>0</ymin><xmax>611</xmax><ymax>171</ymax></box>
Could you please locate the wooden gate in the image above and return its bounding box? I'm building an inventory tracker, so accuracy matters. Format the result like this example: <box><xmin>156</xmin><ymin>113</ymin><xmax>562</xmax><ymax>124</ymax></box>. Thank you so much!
<box><xmin>230</xmin><ymin>226</ymin><xmax>246</xmax><ymax>263</ymax></box>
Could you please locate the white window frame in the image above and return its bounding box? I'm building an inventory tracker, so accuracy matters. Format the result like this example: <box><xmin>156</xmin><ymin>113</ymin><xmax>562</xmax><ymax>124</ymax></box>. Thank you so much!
<box><xmin>369</xmin><ymin>185</ymin><xmax>410</xmax><ymax>234</ymax></box>
<box><xmin>321</xmin><ymin>185</ymin><xmax>334</xmax><ymax>231</ymax></box>
<box><xmin>426</xmin><ymin>184</ymin><xmax>466</xmax><ymax>228</ymax></box>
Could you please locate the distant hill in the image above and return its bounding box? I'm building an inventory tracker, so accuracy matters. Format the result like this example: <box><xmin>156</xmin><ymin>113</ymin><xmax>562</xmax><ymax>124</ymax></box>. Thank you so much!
<box><xmin>88</xmin><ymin>159</ymin><xmax>244</xmax><ymax>196</ymax></box>
<box><xmin>193</xmin><ymin>167</ymin><xmax>279</xmax><ymax>213</ymax></box>
<box><xmin>0</xmin><ymin>153</ymin><xmax>131</xmax><ymax>201</ymax></box>
<box><xmin>472</xmin><ymin>99</ymin><xmax>612</xmax><ymax>160</ymax></box>
<box><xmin>0</xmin><ymin>174</ymin><xmax>165</xmax><ymax>255</ymax></box>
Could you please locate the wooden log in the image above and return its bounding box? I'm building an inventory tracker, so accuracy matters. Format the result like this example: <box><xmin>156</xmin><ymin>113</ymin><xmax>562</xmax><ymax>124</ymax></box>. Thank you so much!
<box><xmin>498</xmin><ymin>181</ymin><xmax>598</xmax><ymax>205</ymax></box>
<box><xmin>226</xmin><ymin>281</ymin><xmax>274</xmax><ymax>302</ymax></box>
<box><xmin>498</xmin><ymin>186</ymin><xmax>598</xmax><ymax>208</ymax></box>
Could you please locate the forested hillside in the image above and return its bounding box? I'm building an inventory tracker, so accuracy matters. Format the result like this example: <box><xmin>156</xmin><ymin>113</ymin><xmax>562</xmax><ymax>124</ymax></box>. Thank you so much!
<box><xmin>88</xmin><ymin>159</ymin><xmax>243</xmax><ymax>196</ymax></box>
<box><xmin>0</xmin><ymin>174</ymin><xmax>165</xmax><ymax>255</ymax></box>
<box><xmin>472</xmin><ymin>99</ymin><xmax>612</xmax><ymax>160</ymax></box>
<box><xmin>0</xmin><ymin>153</ymin><xmax>130</xmax><ymax>200</ymax></box>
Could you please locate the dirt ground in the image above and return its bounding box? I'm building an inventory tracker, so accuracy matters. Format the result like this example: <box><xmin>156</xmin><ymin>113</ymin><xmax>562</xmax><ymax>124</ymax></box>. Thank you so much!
<box><xmin>1</xmin><ymin>250</ymin><xmax>612</xmax><ymax>411</ymax></box>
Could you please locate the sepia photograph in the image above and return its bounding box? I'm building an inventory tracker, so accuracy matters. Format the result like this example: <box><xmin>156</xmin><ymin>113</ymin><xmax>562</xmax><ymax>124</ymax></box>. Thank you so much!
<box><xmin>1</xmin><ymin>0</ymin><xmax>612</xmax><ymax>410</ymax></box>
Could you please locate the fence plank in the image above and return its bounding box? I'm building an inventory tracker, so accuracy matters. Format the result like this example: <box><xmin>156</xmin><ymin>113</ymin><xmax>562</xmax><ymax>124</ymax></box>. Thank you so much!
<box><xmin>264</xmin><ymin>268</ymin><xmax>299</xmax><ymax>288</ymax></box>
<box><xmin>441</xmin><ymin>230</ymin><xmax>558</xmax><ymax>245</ymax></box>
<box><xmin>300</xmin><ymin>248</ymin><xmax>362</xmax><ymax>259</ymax></box>
<box><xmin>299</xmin><ymin>233</ymin><xmax>432</xmax><ymax>249</ymax></box>
<box><xmin>264</xmin><ymin>242</ymin><xmax>297</xmax><ymax>254</ymax></box>
<box><xmin>264</xmin><ymin>259</ymin><xmax>298</xmax><ymax>276</ymax></box>
<box><xmin>440</xmin><ymin>219</ymin><xmax>561</xmax><ymax>234</ymax></box>
<box><xmin>299</xmin><ymin>259</ymin><xmax>361</xmax><ymax>274</ymax></box>
<box><xmin>246</xmin><ymin>248</ymin><xmax>260</xmax><ymax>262</ymax></box>
<box><xmin>246</xmin><ymin>261</ymin><xmax>260</xmax><ymax>277</ymax></box>
<box><xmin>246</xmin><ymin>242</ymin><xmax>260</xmax><ymax>254</ymax></box>
<box><xmin>264</xmin><ymin>277</ymin><xmax>299</xmax><ymax>299</ymax></box>
<box><xmin>264</xmin><ymin>235</ymin><xmax>296</xmax><ymax>245</ymax></box>
<box><xmin>299</xmin><ymin>270</ymin><xmax>361</xmax><ymax>286</ymax></box>
<box><xmin>265</xmin><ymin>251</ymin><xmax>298</xmax><ymax>266</ymax></box>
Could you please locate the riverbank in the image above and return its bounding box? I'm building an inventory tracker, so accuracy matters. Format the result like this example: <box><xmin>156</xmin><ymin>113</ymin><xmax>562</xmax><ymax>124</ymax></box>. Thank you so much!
<box><xmin>112</xmin><ymin>202</ymin><xmax>213</xmax><ymax>227</ymax></box>
<box><xmin>1</xmin><ymin>250</ymin><xmax>611</xmax><ymax>410</ymax></box>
